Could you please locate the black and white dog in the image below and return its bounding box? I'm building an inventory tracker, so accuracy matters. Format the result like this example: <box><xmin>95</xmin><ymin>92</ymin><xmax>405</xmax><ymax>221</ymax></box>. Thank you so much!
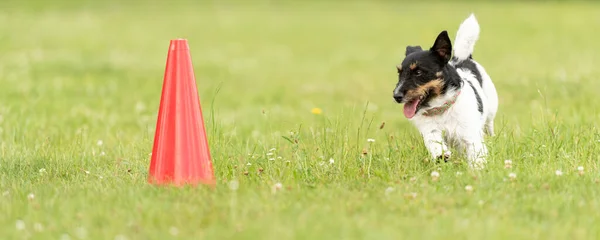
<box><xmin>392</xmin><ymin>14</ymin><xmax>498</xmax><ymax>169</ymax></box>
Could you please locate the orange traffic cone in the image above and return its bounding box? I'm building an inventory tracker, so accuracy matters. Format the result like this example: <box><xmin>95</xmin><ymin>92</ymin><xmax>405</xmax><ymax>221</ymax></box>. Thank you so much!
<box><xmin>148</xmin><ymin>39</ymin><xmax>215</xmax><ymax>187</ymax></box>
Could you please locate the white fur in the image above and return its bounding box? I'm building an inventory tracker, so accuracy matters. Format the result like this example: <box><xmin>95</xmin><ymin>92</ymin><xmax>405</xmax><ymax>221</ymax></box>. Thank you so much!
<box><xmin>453</xmin><ymin>14</ymin><xmax>479</xmax><ymax>61</ymax></box>
<box><xmin>408</xmin><ymin>14</ymin><xmax>498</xmax><ymax>170</ymax></box>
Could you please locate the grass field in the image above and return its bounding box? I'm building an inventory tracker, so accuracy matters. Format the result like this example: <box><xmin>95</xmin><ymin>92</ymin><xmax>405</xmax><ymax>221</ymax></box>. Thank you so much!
<box><xmin>1</xmin><ymin>0</ymin><xmax>600</xmax><ymax>239</ymax></box>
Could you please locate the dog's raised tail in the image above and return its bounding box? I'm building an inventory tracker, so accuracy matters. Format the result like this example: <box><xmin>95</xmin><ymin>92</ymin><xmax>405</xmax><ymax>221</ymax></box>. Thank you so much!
<box><xmin>453</xmin><ymin>14</ymin><xmax>480</xmax><ymax>62</ymax></box>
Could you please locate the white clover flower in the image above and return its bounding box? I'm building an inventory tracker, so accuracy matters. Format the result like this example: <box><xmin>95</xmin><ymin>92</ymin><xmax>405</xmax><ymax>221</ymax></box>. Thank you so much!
<box><xmin>430</xmin><ymin>171</ymin><xmax>440</xmax><ymax>181</ymax></box>
<box><xmin>555</xmin><ymin>170</ymin><xmax>563</xmax><ymax>176</ymax></box>
<box><xmin>16</xmin><ymin>220</ymin><xmax>25</xmax><ymax>230</ymax></box>
<box><xmin>504</xmin><ymin>160</ymin><xmax>513</xmax><ymax>169</ymax></box>
<box><xmin>509</xmin><ymin>173</ymin><xmax>517</xmax><ymax>180</ymax></box>
<box><xmin>367</xmin><ymin>138</ymin><xmax>375</xmax><ymax>143</ymax></box>
<box><xmin>272</xmin><ymin>182</ymin><xmax>283</xmax><ymax>194</ymax></box>
<box><xmin>169</xmin><ymin>227</ymin><xmax>179</xmax><ymax>236</ymax></box>
<box><xmin>465</xmin><ymin>185</ymin><xmax>473</xmax><ymax>192</ymax></box>
<box><xmin>97</xmin><ymin>140</ymin><xmax>103</xmax><ymax>146</ymax></box>
<box><xmin>329</xmin><ymin>158</ymin><xmax>335</xmax><ymax>164</ymax></box>
<box><xmin>34</xmin><ymin>222</ymin><xmax>44</xmax><ymax>232</ymax></box>
<box><xmin>228</xmin><ymin>180</ymin><xmax>239</xmax><ymax>191</ymax></box>
<box><xmin>27</xmin><ymin>193</ymin><xmax>35</xmax><ymax>200</ymax></box>
<box><xmin>385</xmin><ymin>187</ymin><xmax>394</xmax><ymax>196</ymax></box>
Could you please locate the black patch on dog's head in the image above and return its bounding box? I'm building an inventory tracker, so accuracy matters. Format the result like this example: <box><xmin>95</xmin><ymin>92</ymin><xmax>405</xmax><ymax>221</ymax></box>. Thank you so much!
<box><xmin>405</xmin><ymin>46</ymin><xmax>422</xmax><ymax>56</ymax></box>
<box><xmin>393</xmin><ymin>31</ymin><xmax>461</xmax><ymax>112</ymax></box>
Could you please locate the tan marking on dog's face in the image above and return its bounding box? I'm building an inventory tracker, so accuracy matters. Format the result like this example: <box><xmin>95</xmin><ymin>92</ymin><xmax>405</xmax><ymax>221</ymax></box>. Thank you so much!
<box><xmin>435</xmin><ymin>71</ymin><xmax>443</xmax><ymax>78</ymax></box>
<box><xmin>409</xmin><ymin>62</ymin><xmax>417</xmax><ymax>70</ymax></box>
<box><xmin>404</xmin><ymin>79</ymin><xmax>445</xmax><ymax>101</ymax></box>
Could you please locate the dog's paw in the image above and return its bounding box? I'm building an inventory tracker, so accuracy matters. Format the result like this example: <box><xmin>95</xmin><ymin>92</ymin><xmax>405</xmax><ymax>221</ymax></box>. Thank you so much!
<box><xmin>468</xmin><ymin>157</ymin><xmax>487</xmax><ymax>170</ymax></box>
<box><xmin>434</xmin><ymin>151</ymin><xmax>452</xmax><ymax>163</ymax></box>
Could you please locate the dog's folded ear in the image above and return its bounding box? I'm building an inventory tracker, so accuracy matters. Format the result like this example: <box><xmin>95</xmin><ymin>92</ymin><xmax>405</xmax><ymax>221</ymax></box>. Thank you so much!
<box><xmin>405</xmin><ymin>46</ymin><xmax>422</xmax><ymax>56</ymax></box>
<box><xmin>430</xmin><ymin>31</ymin><xmax>452</xmax><ymax>62</ymax></box>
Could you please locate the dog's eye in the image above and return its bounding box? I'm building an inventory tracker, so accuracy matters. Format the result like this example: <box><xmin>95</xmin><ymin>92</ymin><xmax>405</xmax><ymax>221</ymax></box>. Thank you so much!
<box><xmin>415</xmin><ymin>70</ymin><xmax>423</xmax><ymax>76</ymax></box>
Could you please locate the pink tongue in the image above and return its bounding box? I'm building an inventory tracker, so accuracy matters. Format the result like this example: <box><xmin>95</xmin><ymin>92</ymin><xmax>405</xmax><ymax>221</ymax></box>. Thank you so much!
<box><xmin>403</xmin><ymin>99</ymin><xmax>420</xmax><ymax>119</ymax></box>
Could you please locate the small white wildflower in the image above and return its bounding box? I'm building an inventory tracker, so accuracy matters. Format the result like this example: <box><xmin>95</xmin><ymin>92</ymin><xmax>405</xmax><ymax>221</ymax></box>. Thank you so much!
<box><xmin>504</xmin><ymin>159</ymin><xmax>513</xmax><ymax>169</ymax></box>
<box><xmin>98</xmin><ymin>176</ymin><xmax>104</xmax><ymax>179</ymax></box>
<box><xmin>75</xmin><ymin>227</ymin><xmax>87</xmax><ymax>239</ymax></box>
<box><xmin>169</xmin><ymin>227</ymin><xmax>179</xmax><ymax>236</ymax></box>
<box><xmin>272</xmin><ymin>182</ymin><xmax>283</xmax><ymax>194</ymax></box>
<box><xmin>114</xmin><ymin>235</ymin><xmax>128</xmax><ymax>240</ymax></box>
<box><xmin>465</xmin><ymin>185</ymin><xmax>473</xmax><ymax>192</ymax></box>
<box><xmin>329</xmin><ymin>158</ymin><xmax>335</xmax><ymax>164</ymax></box>
<box><xmin>384</xmin><ymin>187</ymin><xmax>394</xmax><ymax>196</ymax></box>
<box><xmin>266</xmin><ymin>152</ymin><xmax>274</xmax><ymax>156</ymax></box>
<box><xmin>555</xmin><ymin>170</ymin><xmax>563</xmax><ymax>176</ymax></box>
<box><xmin>406</xmin><ymin>192</ymin><xmax>418</xmax><ymax>199</ymax></box>
<box><xmin>277</xmin><ymin>156</ymin><xmax>282</xmax><ymax>160</ymax></box>
<box><xmin>34</xmin><ymin>222</ymin><xmax>44</xmax><ymax>232</ymax></box>
<box><xmin>15</xmin><ymin>220</ymin><xmax>25</xmax><ymax>230</ymax></box>
<box><xmin>27</xmin><ymin>193</ymin><xmax>35</xmax><ymax>200</ymax></box>
<box><xmin>100</xmin><ymin>151</ymin><xmax>106</xmax><ymax>156</ymax></box>
<box><xmin>85</xmin><ymin>170</ymin><xmax>90</xmax><ymax>174</ymax></box>
<box><xmin>97</xmin><ymin>140</ymin><xmax>103</xmax><ymax>146</ymax></box>
<box><xmin>269</xmin><ymin>148</ymin><xmax>276</xmax><ymax>152</ymax></box>
<box><xmin>509</xmin><ymin>173</ymin><xmax>517</xmax><ymax>180</ymax></box>
<box><xmin>268</xmin><ymin>158</ymin><xmax>275</xmax><ymax>161</ymax></box>
<box><xmin>431</xmin><ymin>171</ymin><xmax>440</xmax><ymax>181</ymax></box>
<box><xmin>367</xmin><ymin>138</ymin><xmax>375</xmax><ymax>143</ymax></box>
<box><xmin>228</xmin><ymin>180</ymin><xmax>239</xmax><ymax>191</ymax></box>
<box><xmin>135</xmin><ymin>101</ymin><xmax>146</xmax><ymax>112</ymax></box>
<box><xmin>578</xmin><ymin>166</ymin><xmax>584</xmax><ymax>175</ymax></box>
<box><xmin>456</xmin><ymin>171</ymin><xmax>463</xmax><ymax>176</ymax></box>
<box><xmin>39</xmin><ymin>168</ymin><xmax>47</xmax><ymax>174</ymax></box>
<box><xmin>246</xmin><ymin>162</ymin><xmax>251</xmax><ymax>166</ymax></box>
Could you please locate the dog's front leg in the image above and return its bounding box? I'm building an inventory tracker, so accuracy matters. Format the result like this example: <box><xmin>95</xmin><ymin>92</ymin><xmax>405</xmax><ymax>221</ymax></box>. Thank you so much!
<box><xmin>419</xmin><ymin>127</ymin><xmax>451</xmax><ymax>161</ymax></box>
<box><xmin>463</xmin><ymin>133</ymin><xmax>488</xmax><ymax>170</ymax></box>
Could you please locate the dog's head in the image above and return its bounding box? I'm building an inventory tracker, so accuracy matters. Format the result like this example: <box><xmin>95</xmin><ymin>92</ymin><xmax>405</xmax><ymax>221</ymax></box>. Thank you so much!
<box><xmin>393</xmin><ymin>31</ymin><xmax>453</xmax><ymax>119</ymax></box>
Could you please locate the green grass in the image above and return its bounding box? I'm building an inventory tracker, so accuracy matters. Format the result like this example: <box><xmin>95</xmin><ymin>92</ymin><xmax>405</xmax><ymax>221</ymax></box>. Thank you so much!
<box><xmin>1</xmin><ymin>0</ymin><xmax>600</xmax><ymax>239</ymax></box>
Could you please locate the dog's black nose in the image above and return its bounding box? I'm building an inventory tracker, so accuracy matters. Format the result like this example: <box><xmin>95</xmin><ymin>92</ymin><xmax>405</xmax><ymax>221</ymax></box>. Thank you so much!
<box><xmin>393</xmin><ymin>93</ymin><xmax>404</xmax><ymax>103</ymax></box>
